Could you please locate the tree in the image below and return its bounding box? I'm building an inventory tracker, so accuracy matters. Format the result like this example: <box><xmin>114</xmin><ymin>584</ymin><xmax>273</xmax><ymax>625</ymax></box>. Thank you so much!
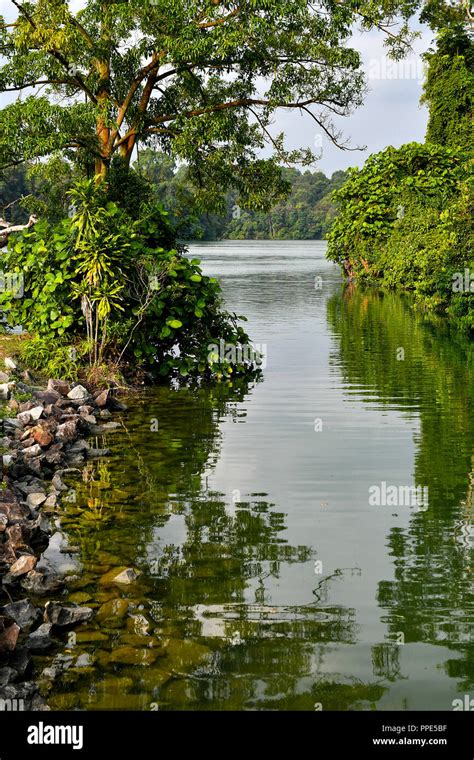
<box><xmin>421</xmin><ymin>23</ymin><xmax>473</xmax><ymax>151</ymax></box>
<box><xmin>1</xmin><ymin>0</ymin><xmax>435</xmax><ymax>204</ymax></box>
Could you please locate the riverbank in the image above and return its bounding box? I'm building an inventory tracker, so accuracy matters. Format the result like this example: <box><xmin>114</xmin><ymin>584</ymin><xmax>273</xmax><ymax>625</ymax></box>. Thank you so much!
<box><xmin>0</xmin><ymin>358</ymin><xmax>128</xmax><ymax>710</ymax></box>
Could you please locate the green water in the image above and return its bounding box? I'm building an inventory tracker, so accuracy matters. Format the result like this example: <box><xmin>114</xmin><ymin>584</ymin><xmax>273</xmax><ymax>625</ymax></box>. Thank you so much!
<box><xmin>38</xmin><ymin>241</ymin><xmax>473</xmax><ymax>711</ymax></box>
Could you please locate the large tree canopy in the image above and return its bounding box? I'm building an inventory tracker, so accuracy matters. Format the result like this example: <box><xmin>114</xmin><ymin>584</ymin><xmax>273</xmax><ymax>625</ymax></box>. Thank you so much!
<box><xmin>0</xmin><ymin>0</ymin><xmax>455</xmax><ymax>200</ymax></box>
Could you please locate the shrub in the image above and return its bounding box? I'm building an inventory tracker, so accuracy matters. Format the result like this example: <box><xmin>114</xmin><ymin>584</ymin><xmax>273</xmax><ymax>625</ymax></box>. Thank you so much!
<box><xmin>327</xmin><ymin>142</ymin><xmax>473</xmax><ymax>330</ymax></box>
<box><xmin>0</xmin><ymin>178</ymin><xmax>260</xmax><ymax>382</ymax></box>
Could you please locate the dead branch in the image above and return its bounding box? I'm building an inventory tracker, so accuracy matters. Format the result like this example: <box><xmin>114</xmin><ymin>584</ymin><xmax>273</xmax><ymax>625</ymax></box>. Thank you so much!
<box><xmin>0</xmin><ymin>215</ymin><xmax>38</xmax><ymax>248</ymax></box>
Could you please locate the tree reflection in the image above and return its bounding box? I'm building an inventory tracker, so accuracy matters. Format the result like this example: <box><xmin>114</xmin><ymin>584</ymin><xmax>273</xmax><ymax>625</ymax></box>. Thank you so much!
<box><xmin>327</xmin><ymin>287</ymin><xmax>474</xmax><ymax>695</ymax></box>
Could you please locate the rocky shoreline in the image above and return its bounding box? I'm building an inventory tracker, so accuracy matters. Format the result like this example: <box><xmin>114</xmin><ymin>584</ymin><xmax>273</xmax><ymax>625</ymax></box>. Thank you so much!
<box><xmin>0</xmin><ymin>362</ymin><xmax>126</xmax><ymax>710</ymax></box>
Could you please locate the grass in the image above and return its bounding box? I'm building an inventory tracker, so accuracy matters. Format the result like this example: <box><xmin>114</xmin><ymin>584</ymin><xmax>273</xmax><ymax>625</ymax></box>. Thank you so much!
<box><xmin>0</xmin><ymin>332</ymin><xmax>32</xmax><ymax>363</ymax></box>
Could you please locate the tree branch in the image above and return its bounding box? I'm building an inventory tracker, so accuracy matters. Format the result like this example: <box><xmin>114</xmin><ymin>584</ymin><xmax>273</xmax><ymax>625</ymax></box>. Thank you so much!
<box><xmin>10</xmin><ymin>0</ymin><xmax>98</xmax><ymax>104</ymax></box>
<box><xmin>0</xmin><ymin>215</ymin><xmax>38</xmax><ymax>248</ymax></box>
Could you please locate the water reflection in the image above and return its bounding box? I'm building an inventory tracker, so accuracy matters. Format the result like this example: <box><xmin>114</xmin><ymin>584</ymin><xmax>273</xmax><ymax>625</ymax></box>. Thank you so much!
<box><xmin>327</xmin><ymin>287</ymin><xmax>474</xmax><ymax>701</ymax></box>
<box><xmin>36</xmin><ymin>244</ymin><xmax>473</xmax><ymax>712</ymax></box>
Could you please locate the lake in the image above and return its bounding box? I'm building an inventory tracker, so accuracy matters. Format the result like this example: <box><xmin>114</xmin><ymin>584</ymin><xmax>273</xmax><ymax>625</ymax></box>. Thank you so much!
<box><xmin>39</xmin><ymin>240</ymin><xmax>473</xmax><ymax>711</ymax></box>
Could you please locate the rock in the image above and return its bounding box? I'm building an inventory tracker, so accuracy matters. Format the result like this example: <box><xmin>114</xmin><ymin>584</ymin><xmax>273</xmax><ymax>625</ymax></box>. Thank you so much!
<box><xmin>0</xmin><ymin>502</ymin><xmax>30</xmax><ymax>522</ymax></box>
<box><xmin>106</xmin><ymin>568</ymin><xmax>140</xmax><ymax>585</ymax></box>
<box><xmin>23</xmin><ymin>370</ymin><xmax>34</xmax><ymax>383</ymax></box>
<box><xmin>78</xmin><ymin>405</ymin><xmax>94</xmax><ymax>415</ymax></box>
<box><xmin>67</xmin><ymin>439</ymin><xmax>89</xmax><ymax>454</ymax></box>
<box><xmin>28</xmin><ymin>406</ymin><xmax>44</xmax><ymax>421</ymax></box>
<box><xmin>34</xmin><ymin>391</ymin><xmax>60</xmax><ymax>406</ymax></box>
<box><xmin>82</xmin><ymin>414</ymin><xmax>96</xmax><ymax>425</ymax></box>
<box><xmin>96</xmin><ymin>598</ymin><xmax>129</xmax><ymax>624</ymax></box>
<box><xmin>0</xmin><ymin>666</ymin><xmax>17</xmax><ymax>686</ymax></box>
<box><xmin>56</xmin><ymin>419</ymin><xmax>80</xmax><ymax>442</ymax></box>
<box><xmin>3</xmin><ymin>418</ymin><xmax>22</xmax><ymax>429</ymax></box>
<box><xmin>0</xmin><ymin>616</ymin><xmax>20</xmax><ymax>653</ymax></box>
<box><xmin>16</xmin><ymin>411</ymin><xmax>32</xmax><ymax>426</ymax></box>
<box><xmin>1</xmin><ymin>600</ymin><xmax>42</xmax><ymax>632</ymax></box>
<box><xmin>29</xmin><ymin>426</ymin><xmax>53</xmax><ymax>447</ymax></box>
<box><xmin>14</xmin><ymin>478</ymin><xmax>44</xmax><ymax>495</ymax></box>
<box><xmin>43</xmin><ymin>404</ymin><xmax>63</xmax><ymax>419</ymax></box>
<box><xmin>0</xmin><ymin>382</ymin><xmax>13</xmax><ymax>400</ymax></box>
<box><xmin>22</xmin><ymin>443</ymin><xmax>42</xmax><ymax>458</ymax></box>
<box><xmin>127</xmin><ymin>614</ymin><xmax>150</xmax><ymax>636</ymax></box>
<box><xmin>75</xmin><ymin>630</ymin><xmax>108</xmax><ymax>644</ymax></box>
<box><xmin>51</xmin><ymin>473</ymin><xmax>67</xmax><ymax>491</ymax></box>
<box><xmin>47</xmin><ymin>379</ymin><xmax>70</xmax><ymax>396</ymax></box>
<box><xmin>44</xmin><ymin>602</ymin><xmax>94</xmax><ymax>628</ymax></box>
<box><xmin>86</xmin><ymin>448</ymin><xmax>111</xmax><ymax>458</ymax></box>
<box><xmin>21</xmin><ymin>570</ymin><xmax>64</xmax><ymax>595</ymax></box>
<box><xmin>41</xmin><ymin>653</ymin><xmax>74</xmax><ymax>681</ymax></box>
<box><xmin>0</xmin><ymin>371</ymin><xmax>10</xmax><ymax>382</ymax></box>
<box><xmin>25</xmin><ymin>457</ymin><xmax>44</xmax><ymax>476</ymax></box>
<box><xmin>68</xmin><ymin>592</ymin><xmax>92</xmax><ymax>604</ymax></box>
<box><xmin>4</xmin><ymin>357</ymin><xmax>18</xmax><ymax>370</ymax></box>
<box><xmin>44</xmin><ymin>445</ymin><xmax>64</xmax><ymax>465</ymax></box>
<box><xmin>74</xmin><ymin>653</ymin><xmax>94</xmax><ymax>668</ymax></box>
<box><xmin>8</xmin><ymin>398</ymin><xmax>19</xmax><ymax>412</ymax></box>
<box><xmin>67</xmin><ymin>385</ymin><xmax>89</xmax><ymax>401</ymax></box>
<box><xmin>26</xmin><ymin>623</ymin><xmax>54</xmax><ymax>653</ymax></box>
<box><xmin>98</xmin><ymin>409</ymin><xmax>112</xmax><ymax>419</ymax></box>
<box><xmin>8</xmin><ymin>647</ymin><xmax>31</xmax><ymax>679</ymax></box>
<box><xmin>0</xmin><ymin>543</ymin><xmax>17</xmax><ymax>567</ymax></box>
<box><xmin>9</xmin><ymin>554</ymin><xmax>37</xmax><ymax>576</ymax></box>
<box><xmin>2</xmin><ymin>455</ymin><xmax>14</xmax><ymax>470</ymax></box>
<box><xmin>0</xmin><ymin>514</ymin><xmax>7</xmax><ymax>532</ymax></box>
<box><xmin>26</xmin><ymin>492</ymin><xmax>47</xmax><ymax>509</ymax></box>
<box><xmin>6</xmin><ymin>523</ymin><xmax>29</xmax><ymax>549</ymax></box>
<box><xmin>109</xmin><ymin>646</ymin><xmax>159</xmax><ymax>666</ymax></box>
<box><xmin>20</xmin><ymin>438</ymin><xmax>35</xmax><ymax>449</ymax></box>
<box><xmin>0</xmin><ymin>681</ymin><xmax>47</xmax><ymax>711</ymax></box>
<box><xmin>43</xmin><ymin>493</ymin><xmax>57</xmax><ymax>509</ymax></box>
<box><xmin>94</xmin><ymin>389</ymin><xmax>110</xmax><ymax>408</ymax></box>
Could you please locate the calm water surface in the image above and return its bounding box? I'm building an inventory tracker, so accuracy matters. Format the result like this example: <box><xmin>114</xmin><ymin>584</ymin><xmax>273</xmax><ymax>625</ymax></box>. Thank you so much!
<box><xmin>39</xmin><ymin>241</ymin><xmax>473</xmax><ymax>711</ymax></box>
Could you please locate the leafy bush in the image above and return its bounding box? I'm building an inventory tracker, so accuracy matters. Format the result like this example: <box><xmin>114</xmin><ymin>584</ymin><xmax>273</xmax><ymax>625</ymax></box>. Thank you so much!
<box><xmin>0</xmin><ymin>178</ymin><xmax>260</xmax><ymax>381</ymax></box>
<box><xmin>327</xmin><ymin>142</ymin><xmax>473</xmax><ymax>330</ymax></box>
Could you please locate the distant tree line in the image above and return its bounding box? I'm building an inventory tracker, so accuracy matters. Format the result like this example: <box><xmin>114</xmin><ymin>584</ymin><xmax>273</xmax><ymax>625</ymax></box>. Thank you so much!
<box><xmin>136</xmin><ymin>153</ymin><xmax>348</xmax><ymax>241</ymax></box>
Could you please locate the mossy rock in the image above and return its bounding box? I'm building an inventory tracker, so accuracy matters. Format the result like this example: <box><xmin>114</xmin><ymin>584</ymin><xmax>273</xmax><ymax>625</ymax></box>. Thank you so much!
<box><xmin>164</xmin><ymin>638</ymin><xmax>212</xmax><ymax>671</ymax></box>
<box><xmin>95</xmin><ymin>599</ymin><xmax>130</xmax><ymax>629</ymax></box>
<box><xmin>68</xmin><ymin>591</ymin><xmax>93</xmax><ymax>604</ymax></box>
<box><xmin>119</xmin><ymin>633</ymin><xmax>164</xmax><ymax>651</ymax></box>
<box><xmin>109</xmin><ymin>646</ymin><xmax>160</xmax><ymax>666</ymax></box>
<box><xmin>132</xmin><ymin>667</ymin><xmax>173</xmax><ymax>693</ymax></box>
<box><xmin>96</xmin><ymin>649</ymin><xmax>112</xmax><ymax>667</ymax></box>
<box><xmin>75</xmin><ymin>629</ymin><xmax>109</xmax><ymax>643</ymax></box>
<box><xmin>96</xmin><ymin>676</ymin><xmax>134</xmax><ymax>693</ymax></box>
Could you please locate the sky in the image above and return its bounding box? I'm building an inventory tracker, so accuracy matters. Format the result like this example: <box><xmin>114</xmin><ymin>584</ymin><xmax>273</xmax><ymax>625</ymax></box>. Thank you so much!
<box><xmin>0</xmin><ymin>1</ymin><xmax>433</xmax><ymax>176</ymax></box>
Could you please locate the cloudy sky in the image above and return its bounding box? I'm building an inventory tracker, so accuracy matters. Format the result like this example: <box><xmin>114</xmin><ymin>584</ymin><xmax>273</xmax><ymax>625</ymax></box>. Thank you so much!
<box><xmin>0</xmin><ymin>1</ymin><xmax>433</xmax><ymax>176</ymax></box>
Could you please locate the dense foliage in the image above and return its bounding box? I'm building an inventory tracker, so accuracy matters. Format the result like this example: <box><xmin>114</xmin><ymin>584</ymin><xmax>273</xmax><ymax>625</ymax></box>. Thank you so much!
<box><xmin>327</xmin><ymin>9</ymin><xmax>473</xmax><ymax>333</ymax></box>
<box><xmin>327</xmin><ymin>143</ymin><xmax>473</xmax><ymax>329</ymax></box>
<box><xmin>138</xmin><ymin>151</ymin><xmax>348</xmax><ymax>240</ymax></box>
<box><xmin>0</xmin><ymin>177</ymin><xmax>258</xmax><ymax>381</ymax></box>
<box><xmin>0</xmin><ymin>1</ymin><xmax>441</xmax><ymax>197</ymax></box>
<box><xmin>1</xmin><ymin>0</ymin><xmax>470</xmax><ymax>379</ymax></box>
<box><xmin>421</xmin><ymin>24</ymin><xmax>473</xmax><ymax>151</ymax></box>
